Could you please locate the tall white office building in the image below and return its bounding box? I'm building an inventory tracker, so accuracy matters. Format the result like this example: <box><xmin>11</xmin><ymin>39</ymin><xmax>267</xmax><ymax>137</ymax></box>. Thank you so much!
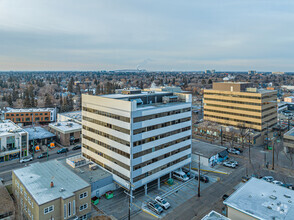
<box><xmin>82</xmin><ymin>88</ymin><xmax>192</xmax><ymax>192</ymax></box>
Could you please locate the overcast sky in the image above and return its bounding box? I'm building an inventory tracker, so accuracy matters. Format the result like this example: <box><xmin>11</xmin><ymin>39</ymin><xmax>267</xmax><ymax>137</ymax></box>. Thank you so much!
<box><xmin>0</xmin><ymin>0</ymin><xmax>293</xmax><ymax>71</ymax></box>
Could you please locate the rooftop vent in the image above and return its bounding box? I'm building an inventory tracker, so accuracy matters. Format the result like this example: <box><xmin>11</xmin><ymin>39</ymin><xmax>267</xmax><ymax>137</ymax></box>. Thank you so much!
<box><xmin>55</xmin><ymin>123</ymin><xmax>61</xmax><ymax>126</ymax></box>
<box><xmin>59</xmin><ymin>188</ymin><xmax>65</xmax><ymax>192</ymax></box>
<box><xmin>270</xmin><ymin>195</ymin><xmax>277</xmax><ymax>200</ymax></box>
<box><xmin>284</xmin><ymin>194</ymin><xmax>291</xmax><ymax>198</ymax></box>
<box><xmin>50</xmin><ymin>181</ymin><xmax>54</xmax><ymax>188</ymax></box>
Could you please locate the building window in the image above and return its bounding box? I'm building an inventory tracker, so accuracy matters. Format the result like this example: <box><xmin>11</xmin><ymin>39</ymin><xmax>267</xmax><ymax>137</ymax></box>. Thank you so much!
<box><xmin>73</xmin><ymin>200</ymin><xmax>75</xmax><ymax>215</ymax></box>
<box><xmin>44</xmin><ymin>205</ymin><xmax>54</xmax><ymax>214</ymax></box>
<box><xmin>79</xmin><ymin>214</ymin><xmax>87</xmax><ymax>220</ymax></box>
<box><xmin>68</xmin><ymin>202</ymin><xmax>71</xmax><ymax>217</ymax></box>
<box><xmin>28</xmin><ymin>197</ymin><xmax>31</xmax><ymax>205</ymax></box>
<box><xmin>24</xmin><ymin>192</ymin><xmax>27</xmax><ymax>200</ymax></box>
<box><xmin>28</xmin><ymin>209</ymin><xmax>31</xmax><ymax>217</ymax></box>
<box><xmin>79</xmin><ymin>192</ymin><xmax>88</xmax><ymax>199</ymax></box>
<box><xmin>79</xmin><ymin>203</ymin><xmax>88</xmax><ymax>211</ymax></box>
<box><xmin>20</xmin><ymin>187</ymin><xmax>23</xmax><ymax>194</ymax></box>
<box><xmin>64</xmin><ymin>204</ymin><xmax>67</xmax><ymax>219</ymax></box>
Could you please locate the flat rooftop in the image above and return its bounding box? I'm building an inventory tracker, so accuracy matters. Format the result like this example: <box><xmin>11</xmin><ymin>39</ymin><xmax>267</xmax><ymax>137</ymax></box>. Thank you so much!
<box><xmin>5</xmin><ymin>108</ymin><xmax>55</xmax><ymax>113</ymax></box>
<box><xmin>24</xmin><ymin>126</ymin><xmax>55</xmax><ymax>140</ymax></box>
<box><xmin>201</xmin><ymin>211</ymin><xmax>230</xmax><ymax>220</ymax></box>
<box><xmin>13</xmin><ymin>160</ymin><xmax>90</xmax><ymax>205</ymax></box>
<box><xmin>224</xmin><ymin>178</ymin><xmax>294</xmax><ymax>220</ymax></box>
<box><xmin>0</xmin><ymin>120</ymin><xmax>26</xmax><ymax>136</ymax></box>
<box><xmin>100</xmin><ymin>91</ymin><xmax>171</xmax><ymax>99</ymax></box>
<box><xmin>58</xmin><ymin>157</ymin><xmax>112</xmax><ymax>184</ymax></box>
<box><xmin>49</xmin><ymin>121</ymin><xmax>81</xmax><ymax>133</ymax></box>
<box><xmin>192</xmin><ymin>140</ymin><xmax>227</xmax><ymax>158</ymax></box>
<box><xmin>59</xmin><ymin>111</ymin><xmax>82</xmax><ymax>122</ymax></box>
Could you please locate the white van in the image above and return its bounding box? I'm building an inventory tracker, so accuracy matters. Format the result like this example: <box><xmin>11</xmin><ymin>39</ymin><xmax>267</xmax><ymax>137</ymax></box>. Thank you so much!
<box><xmin>173</xmin><ymin>169</ymin><xmax>189</xmax><ymax>182</ymax></box>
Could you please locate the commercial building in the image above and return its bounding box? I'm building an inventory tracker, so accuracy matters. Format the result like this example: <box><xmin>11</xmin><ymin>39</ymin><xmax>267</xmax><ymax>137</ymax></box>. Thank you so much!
<box><xmin>82</xmin><ymin>88</ymin><xmax>192</xmax><ymax>192</ymax></box>
<box><xmin>0</xmin><ymin>181</ymin><xmax>15</xmax><ymax>220</ymax></box>
<box><xmin>283</xmin><ymin>127</ymin><xmax>294</xmax><ymax>153</ymax></box>
<box><xmin>192</xmin><ymin>140</ymin><xmax>228</xmax><ymax>167</ymax></box>
<box><xmin>24</xmin><ymin>127</ymin><xmax>55</xmax><ymax>150</ymax></box>
<box><xmin>203</xmin><ymin>82</ymin><xmax>277</xmax><ymax>133</ymax></box>
<box><xmin>59</xmin><ymin>155</ymin><xmax>116</xmax><ymax>198</ymax></box>
<box><xmin>49</xmin><ymin>121</ymin><xmax>82</xmax><ymax>146</ymax></box>
<box><xmin>4</xmin><ymin>108</ymin><xmax>56</xmax><ymax>125</ymax></box>
<box><xmin>0</xmin><ymin>120</ymin><xmax>29</xmax><ymax>163</ymax></box>
<box><xmin>12</xmin><ymin>160</ymin><xmax>91</xmax><ymax>220</ymax></box>
<box><xmin>224</xmin><ymin>178</ymin><xmax>294</xmax><ymax>220</ymax></box>
<box><xmin>284</xmin><ymin>96</ymin><xmax>294</xmax><ymax>103</ymax></box>
<box><xmin>58</xmin><ymin>111</ymin><xmax>82</xmax><ymax>124</ymax></box>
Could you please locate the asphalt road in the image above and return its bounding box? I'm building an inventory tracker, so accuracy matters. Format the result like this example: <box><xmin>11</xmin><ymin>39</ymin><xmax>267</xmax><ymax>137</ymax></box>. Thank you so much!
<box><xmin>0</xmin><ymin>149</ymin><xmax>81</xmax><ymax>183</ymax></box>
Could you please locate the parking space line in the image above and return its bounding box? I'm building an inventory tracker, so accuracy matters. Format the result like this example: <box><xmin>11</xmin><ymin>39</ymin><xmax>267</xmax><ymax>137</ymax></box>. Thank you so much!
<box><xmin>132</xmin><ymin>203</ymin><xmax>159</xmax><ymax>219</ymax></box>
<box><xmin>146</xmin><ymin>194</ymin><xmax>154</xmax><ymax>200</ymax></box>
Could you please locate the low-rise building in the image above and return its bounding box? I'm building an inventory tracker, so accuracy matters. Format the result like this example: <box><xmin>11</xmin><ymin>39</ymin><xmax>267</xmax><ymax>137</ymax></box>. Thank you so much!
<box><xmin>0</xmin><ymin>181</ymin><xmax>15</xmax><ymax>220</ymax></box>
<box><xmin>284</xmin><ymin>96</ymin><xmax>294</xmax><ymax>103</ymax></box>
<box><xmin>24</xmin><ymin>127</ymin><xmax>56</xmax><ymax>151</ymax></box>
<box><xmin>12</xmin><ymin>160</ymin><xmax>91</xmax><ymax>220</ymax></box>
<box><xmin>57</xmin><ymin>111</ymin><xmax>82</xmax><ymax>124</ymax></box>
<box><xmin>4</xmin><ymin>108</ymin><xmax>56</xmax><ymax>125</ymax></box>
<box><xmin>59</xmin><ymin>155</ymin><xmax>116</xmax><ymax>198</ymax></box>
<box><xmin>224</xmin><ymin>178</ymin><xmax>294</xmax><ymax>220</ymax></box>
<box><xmin>192</xmin><ymin>140</ymin><xmax>228</xmax><ymax>167</ymax></box>
<box><xmin>0</xmin><ymin>120</ymin><xmax>29</xmax><ymax>163</ymax></box>
<box><xmin>49</xmin><ymin>122</ymin><xmax>81</xmax><ymax>146</ymax></box>
<box><xmin>283</xmin><ymin>127</ymin><xmax>294</xmax><ymax>153</ymax></box>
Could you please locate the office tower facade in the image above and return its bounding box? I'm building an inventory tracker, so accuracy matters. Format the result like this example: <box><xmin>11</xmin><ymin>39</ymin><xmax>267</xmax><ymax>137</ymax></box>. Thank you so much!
<box><xmin>81</xmin><ymin>89</ymin><xmax>192</xmax><ymax>190</ymax></box>
<box><xmin>203</xmin><ymin>82</ymin><xmax>277</xmax><ymax>133</ymax></box>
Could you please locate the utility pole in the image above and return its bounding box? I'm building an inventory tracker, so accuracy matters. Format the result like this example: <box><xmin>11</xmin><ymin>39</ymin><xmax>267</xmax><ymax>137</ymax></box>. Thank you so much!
<box><xmin>266</xmin><ymin>122</ymin><xmax>269</xmax><ymax>150</ymax></box>
<box><xmin>198</xmin><ymin>154</ymin><xmax>201</xmax><ymax>197</ymax></box>
<box><xmin>220</xmin><ymin>126</ymin><xmax>223</xmax><ymax>146</ymax></box>
<box><xmin>124</xmin><ymin>182</ymin><xmax>134</xmax><ymax>220</ymax></box>
<box><xmin>272</xmin><ymin>140</ymin><xmax>275</xmax><ymax>170</ymax></box>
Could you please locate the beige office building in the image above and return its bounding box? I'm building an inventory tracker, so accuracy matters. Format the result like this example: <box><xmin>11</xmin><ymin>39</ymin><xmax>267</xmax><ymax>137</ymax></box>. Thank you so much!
<box><xmin>12</xmin><ymin>160</ymin><xmax>91</xmax><ymax>220</ymax></box>
<box><xmin>203</xmin><ymin>82</ymin><xmax>277</xmax><ymax>133</ymax></box>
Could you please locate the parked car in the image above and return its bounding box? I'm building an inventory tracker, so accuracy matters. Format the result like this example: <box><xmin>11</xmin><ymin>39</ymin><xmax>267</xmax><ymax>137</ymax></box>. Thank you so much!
<box><xmin>72</xmin><ymin>145</ymin><xmax>81</xmax><ymax>150</ymax></box>
<box><xmin>233</xmin><ymin>147</ymin><xmax>243</xmax><ymax>153</ymax></box>
<box><xmin>282</xmin><ymin>184</ymin><xmax>294</xmax><ymax>190</ymax></box>
<box><xmin>20</xmin><ymin>155</ymin><xmax>33</xmax><ymax>163</ymax></box>
<box><xmin>242</xmin><ymin>176</ymin><xmax>250</xmax><ymax>182</ymax></box>
<box><xmin>223</xmin><ymin>161</ymin><xmax>236</xmax><ymax>168</ymax></box>
<box><xmin>155</xmin><ymin>196</ymin><xmax>170</xmax><ymax>210</ymax></box>
<box><xmin>229</xmin><ymin>160</ymin><xmax>239</xmax><ymax>166</ymax></box>
<box><xmin>173</xmin><ymin>169</ymin><xmax>189</xmax><ymax>182</ymax></box>
<box><xmin>272</xmin><ymin>180</ymin><xmax>283</xmax><ymax>186</ymax></box>
<box><xmin>222</xmin><ymin>194</ymin><xmax>229</xmax><ymax>200</ymax></box>
<box><xmin>57</xmin><ymin>148</ymin><xmax>69</xmax><ymax>154</ymax></box>
<box><xmin>195</xmin><ymin>174</ymin><xmax>209</xmax><ymax>183</ymax></box>
<box><xmin>37</xmin><ymin>152</ymin><xmax>49</xmax><ymax>159</ymax></box>
<box><xmin>147</xmin><ymin>202</ymin><xmax>163</xmax><ymax>215</ymax></box>
<box><xmin>262</xmin><ymin>176</ymin><xmax>274</xmax><ymax>182</ymax></box>
<box><xmin>227</xmin><ymin>148</ymin><xmax>240</xmax><ymax>155</ymax></box>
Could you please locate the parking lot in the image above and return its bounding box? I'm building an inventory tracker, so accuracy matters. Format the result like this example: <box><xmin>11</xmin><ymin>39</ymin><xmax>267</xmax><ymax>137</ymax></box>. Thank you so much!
<box><xmin>96</xmin><ymin>171</ymin><xmax>218</xmax><ymax>219</ymax></box>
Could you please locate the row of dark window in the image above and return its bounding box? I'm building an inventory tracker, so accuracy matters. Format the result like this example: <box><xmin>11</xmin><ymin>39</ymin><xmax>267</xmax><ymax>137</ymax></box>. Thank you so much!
<box><xmin>133</xmin><ymin>108</ymin><xmax>191</xmax><ymax>123</ymax></box>
<box><xmin>133</xmin><ymin>145</ymin><xmax>190</xmax><ymax>171</ymax></box>
<box><xmin>83</xmin><ymin>144</ymin><xmax>130</xmax><ymax>170</ymax></box>
<box><xmin>133</xmin><ymin>135</ymin><xmax>191</xmax><ymax>159</ymax></box>
<box><xmin>133</xmin><ymin>126</ymin><xmax>191</xmax><ymax>147</ymax></box>
<box><xmin>133</xmin><ymin>155</ymin><xmax>189</xmax><ymax>183</ymax></box>
<box><xmin>83</xmin><ymin>116</ymin><xmax>130</xmax><ymax>134</ymax></box>
<box><xmin>83</xmin><ymin>134</ymin><xmax>130</xmax><ymax>158</ymax></box>
<box><xmin>83</xmin><ymin>125</ymin><xmax>130</xmax><ymax>146</ymax></box>
<box><xmin>83</xmin><ymin>106</ymin><xmax>130</xmax><ymax>122</ymax></box>
<box><xmin>133</xmin><ymin>117</ymin><xmax>191</xmax><ymax>135</ymax></box>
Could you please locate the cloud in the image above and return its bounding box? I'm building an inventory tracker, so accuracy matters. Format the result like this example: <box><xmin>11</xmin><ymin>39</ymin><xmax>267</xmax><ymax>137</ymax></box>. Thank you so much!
<box><xmin>0</xmin><ymin>0</ymin><xmax>294</xmax><ymax>71</ymax></box>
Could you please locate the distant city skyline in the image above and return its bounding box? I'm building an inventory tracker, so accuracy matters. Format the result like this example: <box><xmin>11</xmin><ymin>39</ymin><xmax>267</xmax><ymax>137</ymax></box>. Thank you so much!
<box><xmin>0</xmin><ymin>0</ymin><xmax>294</xmax><ymax>71</ymax></box>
